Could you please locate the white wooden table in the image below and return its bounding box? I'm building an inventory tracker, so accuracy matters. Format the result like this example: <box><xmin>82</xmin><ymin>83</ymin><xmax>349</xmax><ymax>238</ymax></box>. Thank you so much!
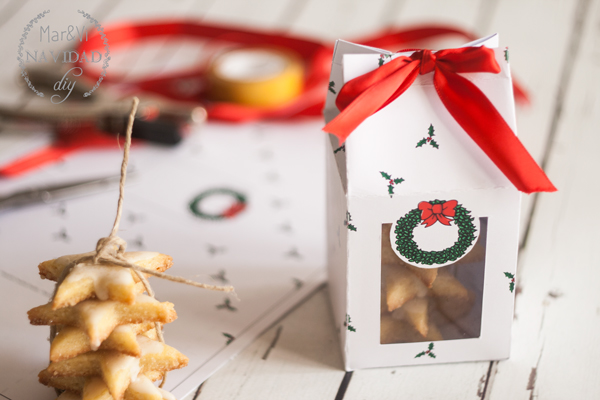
<box><xmin>1</xmin><ymin>0</ymin><xmax>598</xmax><ymax>399</ymax></box>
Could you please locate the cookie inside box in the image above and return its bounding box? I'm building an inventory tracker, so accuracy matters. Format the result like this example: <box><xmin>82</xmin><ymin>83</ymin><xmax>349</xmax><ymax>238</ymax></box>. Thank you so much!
<box><xmin>380</xmin><ymin>220</ymin><xmax>486</xmax><ymax>344</ymax></box>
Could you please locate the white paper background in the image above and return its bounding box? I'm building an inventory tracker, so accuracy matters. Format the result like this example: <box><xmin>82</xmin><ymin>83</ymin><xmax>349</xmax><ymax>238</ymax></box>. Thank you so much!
<box><xmin>0</xmin><ymin>120</ymin><xmax>327</xmax><ymax>400</ymax></box>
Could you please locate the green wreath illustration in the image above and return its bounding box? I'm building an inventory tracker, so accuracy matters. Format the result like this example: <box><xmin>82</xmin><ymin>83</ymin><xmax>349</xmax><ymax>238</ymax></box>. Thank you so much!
<box><xmin>189</xmin><ymin>188</ymin><xmax>247</xmax><ymax>220</ymax></box>
<box><xmin>394</xmin><ymin>200</ymin><xmax>477</xmax><ymax>265</ymax></box>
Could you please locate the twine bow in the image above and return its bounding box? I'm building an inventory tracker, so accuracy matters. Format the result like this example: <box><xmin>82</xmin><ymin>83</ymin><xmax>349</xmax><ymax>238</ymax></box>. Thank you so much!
<box><xmin>323</xmin><ymin>46</ymin><xmax>556</xmax><ymax>194</ymax></box>
<box><xmin>418</xmin><ymin>200</ymin><xmax>457</xmax><ymax>227</ymax></box>
<box><xmin>49</xmin><ymin>98</ymin><xmax>234</xmax><ymax>388</ymax></box>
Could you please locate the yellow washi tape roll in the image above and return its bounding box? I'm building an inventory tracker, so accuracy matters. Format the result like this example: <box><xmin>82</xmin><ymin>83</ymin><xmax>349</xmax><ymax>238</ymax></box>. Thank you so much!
<box><xmin>207</xmin><ymin>47</ymin><xmax>304</xmax><ymax>107</ymax></box>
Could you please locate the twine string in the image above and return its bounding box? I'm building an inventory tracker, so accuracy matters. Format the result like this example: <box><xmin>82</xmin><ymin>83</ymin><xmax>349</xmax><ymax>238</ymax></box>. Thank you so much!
<box><xmin>48</xmin><ymin>97</ymin><xmax>234</xmax><ymax>390</ymax></box>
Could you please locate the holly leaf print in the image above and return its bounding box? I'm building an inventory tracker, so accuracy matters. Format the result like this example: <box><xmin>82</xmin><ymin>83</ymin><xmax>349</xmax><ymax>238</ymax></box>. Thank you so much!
<box><xmin>222</xmin><ymin>333</ymin><xmax>235</xmax><ymax>345</ymax></box>
<box><xmin>334</xmin><ymin>144</ymin><xmax>345</xmax><ymax>154</ymax></box>
<box><xmin>393</xmin><ymin>178</ymin><xmax>404</xmax><ymax>184</ymax></box>
<box><xmin>504</xmin><ymin>272</ymin><xmax>515</xmax><ymax>279</ymax></box>
<box><xmin>428</xmin><ymin>342</ymin><xmax>434</xmax><ymax>351</ymax></box>
<box><xmin>415</xmin><ymin>351</ymin><xmax>426</xmax><ymax>358</ymax></box>
<box><xmin>509</xmin><ymin>282</ymin><xmax>515</xmax><ymax>293</ymax></box>
<box><xmin>347</xmin><ymin>224</ymin><xmax>357</xmax><ymax>231</ymax></box>
<box><xmin>388</xmin><ymin>185</ymin><xmax>394</xmax><ymax>196</ymax></box>
<box><xmin>416</xmin><ymin>138</ymin><xmax>427</xmax><ymax>148</ymax></box>
<box><xmin>428</xmin><ymin>352</ymin><xmax>436</xmax><ymax>359</ymax></box>
<box><xmin>329</xmin><ymin>81</ymin><xmax>337</xmax><ymax>94</ymax></box>
<box><xmin>380</xmin><ymin>171</ymin><xmax>391</xmax><ymax>180</ymax></box>
<box><xmin>429</xmin><ymin>139</ymin><xmax>439</xmax><ymax>149</ymax></box>
<box><xmin>428</xmin><ymin>124</ymin><xmax>435</xmax><ymax>137</ymax></box>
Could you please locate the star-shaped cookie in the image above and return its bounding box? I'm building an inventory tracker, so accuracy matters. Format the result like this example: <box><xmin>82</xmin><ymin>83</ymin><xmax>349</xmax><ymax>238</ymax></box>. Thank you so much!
<box><xmin>28</xmin><ymin>294</ymin><xmax>176</xmax><ymax>350</ymax></box>
<box><xmin>41</xmin><ymin>336</ymin><xmax>187</xmax><ymax>399</ymax></box>
<box><xmin>38</xmin><ymin>252</ymin><xmax>173</xmax><ymax>310</ymax></box>
<box><xmin>51</xmin><ymin>323</ymin><xmax>156</xmax><ymax>362</ymax></box>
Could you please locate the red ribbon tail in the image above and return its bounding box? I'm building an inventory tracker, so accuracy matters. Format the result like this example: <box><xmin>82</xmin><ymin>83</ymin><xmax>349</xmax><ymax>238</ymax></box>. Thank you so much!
<box><xmin>434</xmin><ymin>68</ymin><xmax>556</xmax><ymax>194</ymax></box>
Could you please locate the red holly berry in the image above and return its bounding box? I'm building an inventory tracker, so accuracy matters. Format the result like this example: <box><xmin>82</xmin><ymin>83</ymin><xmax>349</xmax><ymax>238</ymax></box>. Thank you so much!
<box><xmin>389</xmin><ymin>180</ymin><xmax>394</xmax><ymax>185</ymax></box>
<box><xmin>427</xmin><ymin>137</ymin><xmax>431</xmax><ymax>142</ymax></box>
<box><xmin>511</xmin><ymin>278</ymin><xmax>515</xmax><ymax>282</ymax></box>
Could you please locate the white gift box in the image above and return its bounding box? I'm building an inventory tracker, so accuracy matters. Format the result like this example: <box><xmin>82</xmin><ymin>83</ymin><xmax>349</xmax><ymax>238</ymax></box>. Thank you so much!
<box><xmin>323</xmin><ymin>35</ymin><xmax>523</xmax><ymax>370</ymax></box>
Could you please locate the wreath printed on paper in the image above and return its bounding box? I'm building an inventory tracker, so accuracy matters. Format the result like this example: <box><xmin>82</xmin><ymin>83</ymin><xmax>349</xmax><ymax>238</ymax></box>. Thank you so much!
<box><xmin>394</xmin><ymin>200</ymin><xmax>477</xmax><ymax>265</ymax></box>
<box><xmin>189</xmin><ymin>188</ymin><xmax>247</xmax><ymax>220</ymax></box>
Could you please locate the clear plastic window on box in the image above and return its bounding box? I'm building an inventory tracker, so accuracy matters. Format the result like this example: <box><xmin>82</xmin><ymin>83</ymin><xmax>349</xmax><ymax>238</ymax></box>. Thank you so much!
<box><xmin>380</xmin><ymin>219</ymin><xmax>487</xmax><ymax>344</ymax></box>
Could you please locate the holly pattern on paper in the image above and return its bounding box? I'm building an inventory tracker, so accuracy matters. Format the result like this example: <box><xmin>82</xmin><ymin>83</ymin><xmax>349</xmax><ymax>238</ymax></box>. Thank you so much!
<box><xmin>216</xmin><ymin>298</ymin><xmax>237</xmax><ymax>311</ymax></box>
<box><xmin>222</xmin><ymin>332</ymin><xmax>235</xmax><ymax>345</ymax></box>
<box><xmin>378</xmin><ymin>54</ymin><xmax>392</xmax><ymax>67</ymax></box>
<box><xmin>334</xmin><ymin>144</ymin><xmax>346</xmax><ymax>154</ymax></box>
<box><xmin>416</xmin><ymin>124</ymin><xmax>439</xmax><ymax>149</ymax></box>
<box><xmin>415</xmin><ymin>342</ymin><xmax>436</xmax><ymax>358</ymax></box>
<box><xmin>344</xmin><ymin>314</ymin><xmax>356</xmax><ymax>332</ymax></box>
<box><xmin>504</xmin><ymin>272</ymin><xmax>515</xmax><ymax>293</ymax></box>
<box><xmin>329</xmin><ymin>81</ymin><xmax>337</xmax><ymax>94</ymax></box>
<box><xmin>380</xmin><ymin>171</ymin><xmax>405</xmax><ymax>198</ymax></box>
<box><xmin>344</xmin><ymin>211</ymin><xmax>357</xmax><ymax>231</ymax></box>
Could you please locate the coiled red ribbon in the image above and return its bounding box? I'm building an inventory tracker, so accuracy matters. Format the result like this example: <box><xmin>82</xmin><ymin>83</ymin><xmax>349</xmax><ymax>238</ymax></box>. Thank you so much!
<box><xmin>323</xmin><ymin>46</ymin><xmax>556</xmax><ymax>194</ymax></box>
<box><xmin>77</xmin><ymin>22</ymin><xmax>529</xmax><ymax>123</ymax></box>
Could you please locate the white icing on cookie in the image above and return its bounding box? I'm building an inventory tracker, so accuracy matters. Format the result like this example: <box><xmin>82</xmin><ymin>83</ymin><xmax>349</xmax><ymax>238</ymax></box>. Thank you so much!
<box><xmin>138</xmin><ymin>334</ymin><xmax>165</xmax><ymax>356</ymax></box>
<box><xmin>77</xmin><ymin>301</ymin><xmax>115</xmax><ymax>350</ymax></box>
<box><xmin>129</xmin><ymin>374</ymin><xmax>159</xmax><ymax>394</ymax></box>
<box><xmin>103</xmin><ymin>352</ymin><xmax>141</xmax><ymax>385</ymax></box>
<box><xmin>135</xmin><ymin>294</ymin><xmax>158</xmax><ymax>303</ymax></box>
<box><xmin>66</xmin><ymin>263</ymin><xmax>134</xmax><ymax>301</ymax></box>
<box><xmin>158</xmin><ymin>388</ymin><xmax>177</xmax><ymax>400</ymax></box>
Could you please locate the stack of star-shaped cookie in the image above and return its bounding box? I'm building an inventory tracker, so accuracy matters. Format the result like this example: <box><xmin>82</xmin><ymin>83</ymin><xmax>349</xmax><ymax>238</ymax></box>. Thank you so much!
<box><xmin>380</xmin><ymin>224</ymin><xmax>481</xmax><ymax>344</ymax></box>
<box><xmin>28</xmin><ymin>251</ymin><xmax>188</xmax><ymax>400</ymax></box>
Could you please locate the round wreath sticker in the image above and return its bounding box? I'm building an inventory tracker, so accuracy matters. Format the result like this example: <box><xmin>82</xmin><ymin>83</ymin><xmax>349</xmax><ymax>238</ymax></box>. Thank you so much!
<box><xmin>391</xmin><ymin>199</ymin><xmax>479</xmax><ymax>268</ymax></box>
<box><xmin>189</xmin><ymin>188</ymin><xmax>247</xmax><ymax>220</ymax></box>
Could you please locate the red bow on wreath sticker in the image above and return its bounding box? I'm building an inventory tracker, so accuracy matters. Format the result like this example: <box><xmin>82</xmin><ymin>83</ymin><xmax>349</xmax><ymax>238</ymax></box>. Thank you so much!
<box><xmin>418</xmin><ymin>200</ymin><xmax>457</xmax><ymax>227</ymax></box>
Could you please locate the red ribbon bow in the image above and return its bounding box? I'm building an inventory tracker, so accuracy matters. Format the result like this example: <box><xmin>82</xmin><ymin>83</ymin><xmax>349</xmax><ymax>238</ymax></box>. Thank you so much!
<box><xmin>419</xmin><ymin>200</ymin><xmax>457</xmax><ymax>227</ymax></box>
<box><xmin>323</xmin><ymin>46</ymin><xmax>556</xmax><ymax>194</ymax></box>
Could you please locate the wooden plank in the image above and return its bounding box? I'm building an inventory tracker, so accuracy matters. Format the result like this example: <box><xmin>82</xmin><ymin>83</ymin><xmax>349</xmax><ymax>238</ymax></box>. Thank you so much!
<box><xmin>348</xmin><ymin>363</ymin><xmax>492</xmax><ymax>400</ymax></box>
<box><xmin>392</xmin><ymin>0</ymin><xmax>483</xmax><ymax>29</ymax></box>
<box><xmin>486</xmin><ymin>0</ymin><xmax>582</xmax><ymax>242</ymax></box>
<box><xmin>486</xmin><ymin>0</ymin><xmax>600</xmax><ymax>398</ymax></box>
<box><xmin>289</xmin><ymin>0</ymin><xmax>392</xmax><ymax>41</ymax></box>
<box><xmin>197</xmin><ymin>286</ymin><xmax>347</xmax><ymax>399</ymax></box>
<box><xmin>200</xmin><ymin>0</ymin><xmax>298</xmax><ymax>30</ymax></box>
